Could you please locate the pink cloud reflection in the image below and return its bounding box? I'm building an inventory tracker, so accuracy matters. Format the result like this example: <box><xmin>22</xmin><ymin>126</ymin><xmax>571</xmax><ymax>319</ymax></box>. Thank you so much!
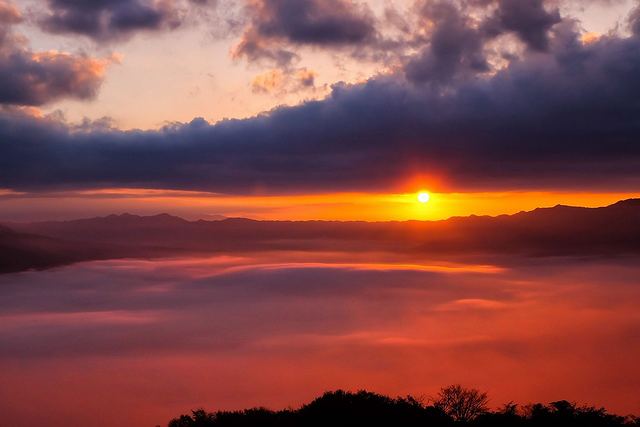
<box><xmin>0</xmin><ymin>254</ymin><xmax>639</xmax><ymax>427</ymax></box>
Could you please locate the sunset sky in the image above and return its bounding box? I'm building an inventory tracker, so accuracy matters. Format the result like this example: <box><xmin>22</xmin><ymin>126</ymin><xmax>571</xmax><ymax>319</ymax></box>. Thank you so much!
<box><xmin>1</xmin><ymin>0</ymin><xmax>640</xmax><ymax>220</ymax></box>
<box><xmin>3</xmin><ymin>2</ymin><xmax>640</xmax><ymax>426</ymax></box>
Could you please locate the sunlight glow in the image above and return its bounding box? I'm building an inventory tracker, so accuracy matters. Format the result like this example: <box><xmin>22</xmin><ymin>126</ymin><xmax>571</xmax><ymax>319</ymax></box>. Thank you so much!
<box><xmin>2</xmin><ymin>188</ymin><xmax>639</xmax><ymax>222</ymax></box>
<box><xmin>418</xmin><ymin>192</ymin><xmax>431</xmax><ymax>204</ymax></box>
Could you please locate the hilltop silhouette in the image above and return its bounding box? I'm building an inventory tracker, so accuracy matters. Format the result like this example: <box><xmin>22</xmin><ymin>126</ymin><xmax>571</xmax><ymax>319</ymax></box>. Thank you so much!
<box><xmin>2</xmin><ymin>199</ymin><xmax>640</xmax><ymax>273</ymax></box>
<box><xmin>167</xmin><ymin>387</ymin><xmax>639</xmax><ymax>427</ymax></box>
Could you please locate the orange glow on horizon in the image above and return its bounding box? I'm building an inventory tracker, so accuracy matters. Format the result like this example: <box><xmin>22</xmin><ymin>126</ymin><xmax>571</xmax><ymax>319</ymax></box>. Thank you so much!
<box><xmin>1</xmin><ymin>188</ymin><xmax>639</xmax><ymax>222</ymax></box>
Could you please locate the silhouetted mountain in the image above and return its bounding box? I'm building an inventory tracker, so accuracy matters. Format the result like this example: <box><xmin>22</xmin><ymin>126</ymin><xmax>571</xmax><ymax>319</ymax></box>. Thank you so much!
<box><xmin>3</xmin><ymin>199</ymin><xmax>640</xmax><ymax>273</ymax></box>
<box><xmin>0</xmin><ymin>218</ymin><xmax>193</xmax><ymax>274</ymax></box>
<box><xmin>0</xmin><ymin>224</ymin><xmax>110</xmax><ymax>274</ymax></box>
<box><xmin>166</xmin><ymin>389</ymin><xmax>638</xmax><ymax>427</ymax></box>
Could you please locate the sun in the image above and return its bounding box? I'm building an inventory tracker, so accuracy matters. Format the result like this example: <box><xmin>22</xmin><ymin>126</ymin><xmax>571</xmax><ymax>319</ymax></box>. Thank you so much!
<box><xmin>417</xmin><ymin>191</ymin><xmax>430</xmax><ymax>204</ymax></box>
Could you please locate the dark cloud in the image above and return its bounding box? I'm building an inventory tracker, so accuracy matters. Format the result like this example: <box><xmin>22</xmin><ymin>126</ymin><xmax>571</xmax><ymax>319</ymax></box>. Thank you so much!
<box><xmin>405</xmin><ymin>1</ymin><xmax>489</xmax><ymax>84</ymax></box>
<box><xmin>233</xmin><ymin>30</ymin><xmax>300</xmax><ymax>66</ymax></box>
<box><xmin>251</xmin><ymin>0</ymin><xmax>375</xmax><ymax>45</ymax></box>
<box><xmin>39</xmin><ymin>0</ymin><xmax>210</xmax><ymax>41</ymax></box>
<box><xmin>229</xmin><ymin>0</ymin><xmax>577</xmax><ymax>73</ymax></box>
<box><xmin>234</xmin><ymin>0</ymin><xmax>376</xmax><ymax>65</ymax></box>
<box><xmin>1</xmin><ymin>3</ymin><xmax>640</xmax><ymax>192</ymax></box>
<box><xmin>0</xmin><ymin>51</ymin><xmax>108</xmax><ymax>106</ymax></box>
<box><xmin>486</xmin><ymin>0</ymin><xmax>562</xmax><ymax>51</ymax></box>
<box><xmin>404</xmin><ymin>0</ymin><xmax>562</xmax><ymax>85</ymax></box>
<box><xmin>0</xmin><ymin>1</ymin><xmax>108</xmax><ymax>106</ymax></box>
<box><xmin>4</xmin><ymin>35</ymin><xmax>640</xmax><ymax>187</ymax></box>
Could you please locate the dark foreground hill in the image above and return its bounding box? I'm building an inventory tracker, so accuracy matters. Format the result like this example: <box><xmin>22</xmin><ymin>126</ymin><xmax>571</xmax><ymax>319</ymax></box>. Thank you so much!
<box><xmin>2</xmin><ymin>199</ymin><xmax>640</xmax><ymax>273</ymax></box>
<box><xmin>167</xmin><ymin>389</ymin><xmax>639</xmax><ymax>427</ymax></box>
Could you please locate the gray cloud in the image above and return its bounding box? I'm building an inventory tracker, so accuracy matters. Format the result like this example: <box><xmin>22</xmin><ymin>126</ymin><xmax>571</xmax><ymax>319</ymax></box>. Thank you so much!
<box><xmin>0</xmin><ymin>1</ymin><xmax>108</xmax><ymax>106</ymax></box>
<box><xmin>486</xmin><ymin>0</ymin><xmax>561</xmax><ymax>51</ymax></box>
<box><xmin>1</xmin><ymin>19</ymin><xmax>640</xmax><ymax>192</ymax></box>
<box><xmin>405</xmin><ymin>1</ymin><xmax>489</xmax><ymax>84</ymax></box>
<box><xmin>233</xmin><ymin>0</ymin><xmax>376</xmax><ymax>65</ymax></box>
<box><xmin>0</xmin><ymin>1</ymin><xmax>639</xmax><ymax>192</ymax></box>
<box><xmin>39</xmin><ymin>0</ymin><xmax>212</xmax><ymax>42</ymax></box>
<box><xmin>0</xmin><ymin>51</ymin><xmax>108</xmax><ymax>106</ymax></box>
<box><xmin>405</xmin><ymin>0</ymin><xmax>563</xmax><ymax>85</ymax></box>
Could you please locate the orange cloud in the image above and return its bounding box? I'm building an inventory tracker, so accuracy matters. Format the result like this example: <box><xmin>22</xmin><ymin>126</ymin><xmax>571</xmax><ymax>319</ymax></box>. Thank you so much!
<box><xmin>251</xmin><ymin>67</ymin><xmax>317</xmax><ymax>94</ymax></box>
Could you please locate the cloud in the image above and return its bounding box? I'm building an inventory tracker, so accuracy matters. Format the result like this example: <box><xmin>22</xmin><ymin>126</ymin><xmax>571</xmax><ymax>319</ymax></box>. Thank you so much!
<box><xmin>0</xmin><ymin>0</ymin><xmax>20</xmax><ymax>26</ymax></box>
<box><xmin>1</xmin><ymin>256</ymin><xmax>640</xmax><ymax>427</ymax></box>
<box><xmin>0</xmin><ymin>260</ymin><xmax>494</xmax><ymax>358</ymax></box>
<box><xmin>630</xmin><ymin>1</ymin><xmax>640</xmax><ymax>35</ymax></box>
<box><xmin>1</xmin><ymin>2</ymin><xmax>640</xmax><ymax>192</ymax></box>
<box><xmin>229</xmin><ymin>0</ymin><xmax>585</xmax><ymax>72</ymax></box>
<box><xmin>233</xmin><ymin>0</ymin><xmax>376</xmax><ymax>65</ymax></box>
<box><xmin>404</xmin><ymin>0</ymin><xmax>563</xmax><ymax>85</ymax></box>
<box><xmin>251</xmin><ymin>67</ymin><xmax>317</xmax><ymax>94</ymax></box>
<box><xmin>249</xmin><ymin>0</ymin><xmax>375</xmax><ymax>45</ymax></box>
<box><xmin>39</xmin><ymin>0</ymin><xmax>211</xmax><ymax>42</ymax></box>
<box><xmin>405</xmin><ymin>1</ymin><xmax>489</xmax><ymax>84</ymax></box>
<box><xmin>0</xmin><ymin>1</ymin><xmax>110</xmax><ymax>106</ymax></box>
<box><xmin>0</xmin><ymin>51</ymin><xmax>111</xmax><ymax>106</ymax></box>
<box><xmin>486</xmin><ymin>0</ymin><xmax>561</xmax><ymax>51</ymax></box>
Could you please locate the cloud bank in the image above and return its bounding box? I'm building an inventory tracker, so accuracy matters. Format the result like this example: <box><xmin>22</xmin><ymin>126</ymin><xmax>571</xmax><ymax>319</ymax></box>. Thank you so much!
<box><xmin>1</xmin><ymin>255</ymin><xmax>639</xmax><ymax>426</ymax></box>
<box><xmin>1</xmin><ymin>0</ymin><xmax>639</xmax><ymax>193</ymax></box>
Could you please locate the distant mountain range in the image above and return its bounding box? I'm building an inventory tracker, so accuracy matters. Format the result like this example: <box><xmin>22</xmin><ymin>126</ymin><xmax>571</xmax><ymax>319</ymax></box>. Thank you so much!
<box><xmin>2</xmin><ymin>199</ymin><xmax>640</xmax><ymax>274</ymax></box>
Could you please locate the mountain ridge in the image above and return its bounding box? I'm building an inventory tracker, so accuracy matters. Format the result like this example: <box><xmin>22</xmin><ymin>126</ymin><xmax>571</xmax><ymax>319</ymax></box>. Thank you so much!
<box><xmin>2</xmin><ymin>198</ymin><xmax>640</xmax><ymax>274</ymax></box>
<box><xmin>7</xmin><ymin>198</ymin><xmax>639</xmax><ymax>226</ymax></box>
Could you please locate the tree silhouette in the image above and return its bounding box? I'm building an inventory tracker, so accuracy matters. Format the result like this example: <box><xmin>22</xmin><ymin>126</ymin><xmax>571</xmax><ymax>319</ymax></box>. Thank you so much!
<box><xmin>433</xmin><ymin>385</ymin><xmax>489</xmax><ymax>422</ymax></box>
<box><xmin>166</xmin><ymin>388</ymin><xmax>638</xmax><ymax>427</ymax></box>
<box><xmin>168</xmin><ymin>409</ymin><xmax>215</xmax><ymax>427</ymax></box>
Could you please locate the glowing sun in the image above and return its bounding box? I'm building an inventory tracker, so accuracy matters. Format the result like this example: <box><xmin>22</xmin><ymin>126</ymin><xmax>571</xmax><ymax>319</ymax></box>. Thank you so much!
<box><xmin>417</xmin><ymin>191</ymin><xmax>430</xmax><ymax>204</ymax></box>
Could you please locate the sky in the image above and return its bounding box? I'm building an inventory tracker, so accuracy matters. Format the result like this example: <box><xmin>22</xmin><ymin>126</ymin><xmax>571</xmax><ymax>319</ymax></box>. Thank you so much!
<box><xmin>1</xmin><ymin>0</ymin><xmax>640</xmax><ymax>220</ymax></box>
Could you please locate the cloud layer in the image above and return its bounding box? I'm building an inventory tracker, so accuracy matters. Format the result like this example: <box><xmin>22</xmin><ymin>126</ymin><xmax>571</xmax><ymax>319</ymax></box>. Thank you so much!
<box><xmin>1</xmin><ymin>255</ymin><xmax>639</xmax><ymax>427</ymax></box>
<box><xmin>0</xmin><ymin>0</ymin><xmax>639</xmax><ymax>192</ymax></box>
<box><xmin>2</xmin><ymin>17</ymin><xmax>640</xmax><ymax>191</ymax></box>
